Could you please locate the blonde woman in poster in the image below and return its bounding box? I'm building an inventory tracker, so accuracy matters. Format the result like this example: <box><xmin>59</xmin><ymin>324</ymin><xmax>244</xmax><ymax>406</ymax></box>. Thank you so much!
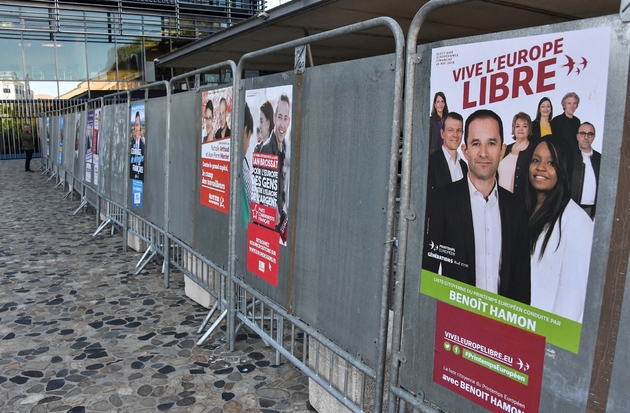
<box><xmin>526</xmin><ymin>136</ymin><xmax>593</xmax><ymax>322</ymax></box>
<box><xmin>498</xmin><ymin>112</ymin><xmax>535</xmax><ymax>200</ymax></box>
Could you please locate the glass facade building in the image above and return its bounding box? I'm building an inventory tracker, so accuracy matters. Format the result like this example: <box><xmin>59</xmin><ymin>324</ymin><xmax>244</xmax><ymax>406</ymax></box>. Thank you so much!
<box><xmin>0</xmin><ymin>0</ymin><xmax>265</xmax><ymax>99</ymax></box>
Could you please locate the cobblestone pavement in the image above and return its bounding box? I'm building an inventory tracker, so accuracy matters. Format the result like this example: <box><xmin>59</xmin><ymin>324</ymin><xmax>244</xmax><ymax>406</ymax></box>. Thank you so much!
<box><xmin>0</xmin><ymin>159</ymin><xmax>314</xmax><ymax>413</ymax></box>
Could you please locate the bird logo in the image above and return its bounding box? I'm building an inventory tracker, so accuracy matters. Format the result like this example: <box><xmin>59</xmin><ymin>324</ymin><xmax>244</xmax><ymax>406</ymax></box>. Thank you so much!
<box><xmin>561</xmin><ymin>55</ymin><xmax>588</xmax><ymax>76</ymax></box>
<box><xmin>517</xmin><ymin>358</ymin><xmax>530</xmax><ymax>372</ymax></box>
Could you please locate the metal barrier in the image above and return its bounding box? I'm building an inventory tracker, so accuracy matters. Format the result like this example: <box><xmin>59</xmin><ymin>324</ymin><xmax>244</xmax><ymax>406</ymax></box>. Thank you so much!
<box><xmin>389</xmin><ymin>1</ymin><xmax>629</xmax><ymax>412</ymax></box>
<box><xmin>229</xmin><ymin>16</ymin><xmax>405</xmax><ymax>413</ymax></box>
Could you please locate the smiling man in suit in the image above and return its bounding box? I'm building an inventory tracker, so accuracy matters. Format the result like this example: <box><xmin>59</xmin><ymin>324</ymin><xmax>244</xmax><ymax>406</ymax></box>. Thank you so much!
<box><xmin>423</xmin><ymin>109</ymin><xmax>531</xmax><ymax>304</ymax></box>
<box><xmin>427</xmin><ymin>111</ymin><xmax>468</xmax><ymax>190</ymax></box>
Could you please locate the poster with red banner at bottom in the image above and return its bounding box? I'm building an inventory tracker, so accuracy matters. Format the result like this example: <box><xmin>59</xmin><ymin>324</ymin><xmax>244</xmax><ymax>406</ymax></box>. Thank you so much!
<box><xmin>246</xmin><ymin>222</ymin><xmax>279</xmax><ymax>286</ymax></box>
<box><xmin>434</xmin><ymin>302</ymin><xmax>545</xmax><ymax>413</ymax></box>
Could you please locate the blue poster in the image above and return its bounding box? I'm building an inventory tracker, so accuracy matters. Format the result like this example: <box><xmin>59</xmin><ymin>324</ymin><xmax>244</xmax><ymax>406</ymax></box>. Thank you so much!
<box><xmin>132</xmin><ymin>179</ymin><xmax>143</xmax><ymax>208</ymax></box>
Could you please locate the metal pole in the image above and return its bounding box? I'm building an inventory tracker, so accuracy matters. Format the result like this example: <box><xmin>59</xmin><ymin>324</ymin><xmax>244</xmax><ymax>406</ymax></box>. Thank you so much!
<box><xmin>387</xmin><ymin>1</ymin><xmax>473</xmax><ymax>413</ymax></box>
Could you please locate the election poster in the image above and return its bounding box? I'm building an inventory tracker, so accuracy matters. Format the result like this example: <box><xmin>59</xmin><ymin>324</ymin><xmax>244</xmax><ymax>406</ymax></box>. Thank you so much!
<box><xmin>74</xmin><ymin>112</ymin><xmax>80</xmax><ymax>158</ymax></box>
<box><xmin>130</xmin><ymin>103</ymin><xmax>145</xmax><ymax>208</ymax></box>
<box><xmin>45</xmin><ymin>117</ymin><xmax>50</xmax><ymax>157</ymax></box>
<box><xmin>421</xmin><ymin>25</ymin><xmax>611</xmax><ymax>412</ymax></box>
<box><xmin>93</xmin><ymin>108</ymin><xmax>100</xmax><ymax>186</ymax></box>
<box><xmin>58</xmin><ymin>116</ymin><xmax>64</xmax><ymax>165</ymax></box>
<box><xmin>85</xmin><ymin>110</ymin><xmax>94</xmax><ymax>182</ymax></box>
<box><xmin>434</xmin><ymin>302</ymin><xmax>545</xmax><ymax>413</ymax></box>
<box><xmin>200</xmin><ymin>87</ymin><xmax>232</xmax><ymax>213</ymax></box>
<box><xmin>243</xmin><ymin>85</ymin><xmax>293</xmax><ymax>286</ymax></box>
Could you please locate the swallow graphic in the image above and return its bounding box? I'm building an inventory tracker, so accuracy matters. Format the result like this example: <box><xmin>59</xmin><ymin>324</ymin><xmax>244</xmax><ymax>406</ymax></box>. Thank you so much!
<box><xmin>562</xmin><ymin>55</ymin><xmax>575</xmax><ymax>75</ymax></box>
<box><xmin>580</xmin><ymin>57</ymin><xmax>588</xmax><ymax>70</ymax></box>
<box><xmin>517</xmin><ymin>358</ymin><xmax>524</xmax><ymax>370</ymax></box>
<box><xmin>430</xmin><ymin>241</ymin><xmax>436</xmax><ymax>251</ymax></box>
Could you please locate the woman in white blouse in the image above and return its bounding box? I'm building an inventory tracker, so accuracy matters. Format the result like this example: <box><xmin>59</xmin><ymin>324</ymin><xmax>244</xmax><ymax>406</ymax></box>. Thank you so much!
<box><xmin>526</xmin><ymin>136</ymin><xmax>593</xmax><ymax>322</ymax></box>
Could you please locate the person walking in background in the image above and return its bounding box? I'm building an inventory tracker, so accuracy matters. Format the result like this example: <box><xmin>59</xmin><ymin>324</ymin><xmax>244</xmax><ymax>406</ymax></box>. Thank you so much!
<box><xmin>21</xmin><ymin>124</ymin><xmax>34</xmax><ymax>172</ymax></box>
<box><xmin>532</xmin><ymin>97</ymin><xmax>553</xmax><ymax>139</ymax></box>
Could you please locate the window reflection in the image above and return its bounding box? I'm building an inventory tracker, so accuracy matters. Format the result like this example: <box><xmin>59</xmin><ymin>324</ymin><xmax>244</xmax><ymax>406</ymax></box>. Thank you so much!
<box><xmin>116</xmin><ymin>38</ymin><xmax>143</xmax><ymax>81</ymax></box>
<box><xmin>23</xmin><ymin>32</ymin><xmax>57</xmax><ymax>81</ymax></box>
<box><xmin>87</xmin><ymin>36</ymin><xmax>117</xmax><ymax>81</ymax></box>
<box><xmin>56</xmin><ymin>34</ymin><xmax>88</xmax><ymax>81</ymax></box>
<box><xmin>0</xmin><ymin>33</ymin><xmax>25</xmax><ymax>79</ymax></box>
<box><xmin>28</xmin><ymin>81</ymin><xmax>59</xmax><ymax>99</ymax></box>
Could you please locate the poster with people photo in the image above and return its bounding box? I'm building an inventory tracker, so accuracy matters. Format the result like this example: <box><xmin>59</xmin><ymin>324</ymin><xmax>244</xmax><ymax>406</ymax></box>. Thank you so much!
<box><xmin>58</xmin><ymin>116</ymin><xmax>64</xmax><ymax>165</ymax></box>
<box><xmin>243</xmin><ymin>85</ymin><xmax>293</xmax><ymax>286</ymax></box>
<box><xmin>130</xmin><ymin>103</ymin><xmax>146</xmax><ymax>208</ymax></box>
<box><xmin>421</xmin><ymin>25</ymin><xmax>611</xmax><ymax>413</ymax></box>
<box><xmin>93</xmin><ymin>108</ymin><xmax>100</xmax><ymax>186</ymax></box>
<box><xmin>74</xmin><ymin>112</ymin><xmax>80</xmax><ymax>158</ymax></box>
<box><xmin>86</xmin><ymin>110</ymin><xmax>94</xmax><ymax>182</ymax></box>
<box><xmin>200</xmin><ymin>87</ymin><xmax>232</xmax><ymax>213</ymax></box>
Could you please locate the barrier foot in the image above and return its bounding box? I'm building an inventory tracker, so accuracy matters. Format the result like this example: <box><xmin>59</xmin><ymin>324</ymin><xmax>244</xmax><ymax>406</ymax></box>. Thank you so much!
<box><xmin>47</xmin><ymin>172</ymin><xmax>57</xmax><ymax>181</ymax></box>
<box><xmin>135</xmin><ymin>246</ymin><xmax>153</xmax><ymax>268</ymax></box>
<box><xmin>41</xmin><ymin>168</ymin><xmax>50</xmax><ymax>176</ymax></box>
<box><xmin>53</xmin><ymin>179</ymin><xmax>64</xmax><ymax>189</ymax></box>
<box><xmin>72</xmin><ymin>198</ymin><xmax>88</xmax><ymax>215</ymax></box>
<box><xmin>197</xmin><ymin>301</ymin><xmax>219</xmax><ymax>334</ymax></box>
<box><xmin>93</xmin><ymin>218</ymin><xmax>112</xmax><ymax>237</ymax></box>
<box><xmin>197</xmin><ymin>309</ymin><xmax>227</xmax><ymax>346</ymax></box>
<box><xmin>62</xmin><ymin>189</ymin><xmax>72</xmax><ymax>199</ymax></box>
<box><xmin>135</xmin><ymin>249</ymin><xmax>157</xmax><ymax>275</ymax></box>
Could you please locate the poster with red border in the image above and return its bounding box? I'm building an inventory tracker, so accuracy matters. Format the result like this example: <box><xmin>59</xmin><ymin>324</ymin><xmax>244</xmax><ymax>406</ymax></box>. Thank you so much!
<box><xmin>200</xmin><ymin>87</ymin><xmax>232</xmax><ymax>214</ymax></box>
<box><xmin>434</xmin><ymin>302</ymin><xmax>545</xmax><ymax>413</ymax></box>
<box><xmin>246</xmin><ymin>222</ymin><xmax>280</xmax><ymax>286</ymax></box>
<box><xmin>243</xmin><ymin>85</ymin><xmax>293</xmax><ymax>286</ymax></box>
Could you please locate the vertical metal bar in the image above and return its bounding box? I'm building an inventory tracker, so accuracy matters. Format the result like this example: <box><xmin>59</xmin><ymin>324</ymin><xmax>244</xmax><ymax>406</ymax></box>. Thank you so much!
<box><xmin>387</xmin><ymin>2</ymin><xmax>472</xmax><ymax>413</ymax></box>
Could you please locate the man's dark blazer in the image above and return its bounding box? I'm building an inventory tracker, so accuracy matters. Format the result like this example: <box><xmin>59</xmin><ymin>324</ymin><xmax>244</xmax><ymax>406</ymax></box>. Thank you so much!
<box><xmin>570</xmin><ymin>149</ymin><xmax>601</xmax><ymax>218</ymax></box>
<box><xmin>427</xmin><ymin>149</ymin><xmax>468</xmax><ymax>190</ymax></box>
<box><xmin>423</xmin><ymin>178</ymin><xmax>531</xmax><ymax>304</ymax></box>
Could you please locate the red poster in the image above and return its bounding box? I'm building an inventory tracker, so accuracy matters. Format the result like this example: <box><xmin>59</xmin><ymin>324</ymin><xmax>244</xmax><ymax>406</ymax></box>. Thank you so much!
<box><xmin>434</xmin><ymin>302</ymin><xmax>545</xmax><ymax>413</ymax></box>
<box><xmin>250</xmin><ymin>202</ymin><xmax>277</xmax><ymax>230</ymax></box>
<box><xmin>246</xmin><ymin>223</ymin><xmax>280</xmax><ymax>286</ymax></box>
<box><xmin>200</xmin><ymin>138</ymin><xmax>230</xmax><ymax>213</ymax></box>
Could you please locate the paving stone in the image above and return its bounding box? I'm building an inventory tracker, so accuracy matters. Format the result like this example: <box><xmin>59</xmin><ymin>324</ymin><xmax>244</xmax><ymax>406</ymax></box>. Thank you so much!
<box><xmin>0</xmin><ymin>160</ymin><xmax>311</xmax><ymax>413</ymax></box>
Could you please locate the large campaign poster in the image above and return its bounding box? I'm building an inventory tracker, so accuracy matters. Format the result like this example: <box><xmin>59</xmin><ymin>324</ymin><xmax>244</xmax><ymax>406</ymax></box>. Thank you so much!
<box><xmin>200</xmin><ymin>87</ymin><xmax>232</xmax><ymax>213</ymax></box>
<box><xmin>85</xmin><ymin>110</ymin><xmax>94</xmax><ymax>182</ymax></box>
<box><xmin>130</xmin><ymin>103</ymin><xmax>145</xmax><ymax>208</ymax></box>
<box><xmin>421</xmin><ymin>26</ymin><xmax>611</xmax><ymax>412</ymax></box>
<box><xmin>58</xmin><ymin>116</ymin><xmax>64</xmax><ymax>165</ymax></box>
<box><xmin>243</xmin><ymin>85</ymin><xmax>293</xmax><ymax>286</ymax></box>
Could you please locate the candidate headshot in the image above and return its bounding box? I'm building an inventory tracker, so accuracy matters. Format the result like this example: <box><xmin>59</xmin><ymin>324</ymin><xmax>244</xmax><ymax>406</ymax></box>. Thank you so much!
<box><xmin>427</xmin><ymin>111</ymin><xmax>467</xmax><ymax>190</ymax></box>
<box><xmin>202</xmin><ymin>99</ymin><xmax>214</xmax><ymax>143</ymax></box>
<box><xmin>423</xmin><ymin>109</ymin><xmax>531</xmax><ymax>304</ymax></box>
<box><xmin>213</xmin><ymin>97</ymin><xmax>231</xmax><ymax>140</ymax></box>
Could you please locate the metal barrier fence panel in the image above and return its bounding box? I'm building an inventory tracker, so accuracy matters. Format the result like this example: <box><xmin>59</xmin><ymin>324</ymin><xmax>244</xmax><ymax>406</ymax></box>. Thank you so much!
<box><xmin>73</xmin><ymin>111</ymin><xmax>84</xmax><ymax>185</ymax></box>
<box><xmin>394</xmin><ymin>14</ymin><xmax>627</xmax><ymax>413</ymax></box>
<box><xmin>290</xmin><ymin>53</ymin><xmax>397</xmax><ymax>368</ymax></box>
<box><xmin>168</xmin><ymin>89</ymin><xmax>200</xmax><ymax>248</ymax></box>
<box><xmin>51</xmin><ymin>115</ymin><xmax>60</xmax><ymax>175</ymax></box>
<box><xmin>111</xmin><ymin>103</ymin><xmax>129</xmax><ymax>207</ymax></box>
<box><xmin>193</xmin><ymin>88</ymin><xmax>232</xmax><ymax>270</ymax></box>
<box><xmin>144</xmin><ymin>97</ymin><xmax>168</xmax><ymax>233</ymax></box>
<box><xmin>99</xmin><ymin>107</ymin><xmax>112</xmax><ymax>201</ymax></box>
<box><xmin>235</xmin><ymin>71</ymin><xmax>299</xmax><ymax>310</ymax></box>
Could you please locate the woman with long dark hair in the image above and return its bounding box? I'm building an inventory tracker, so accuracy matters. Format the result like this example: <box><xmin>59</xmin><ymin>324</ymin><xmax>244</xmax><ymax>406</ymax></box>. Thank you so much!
<box><xmin>258</xmin><ymin>100</ymin><xmax>274</xmax><ymax>143</ymax></box>
<box><xmin>429</xmin><ymin>92</ymin><xmax>448</xmax><ymax>155</ymax></box>
<box><xmin>531</xmin><ymin>97</ymin><xmax>553</xmax><ymax>139</ymax></box>
<box><xmin>526</xmin><ymin>136</ymin><xmax>593</xmax><ymax>322</ymax></box>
